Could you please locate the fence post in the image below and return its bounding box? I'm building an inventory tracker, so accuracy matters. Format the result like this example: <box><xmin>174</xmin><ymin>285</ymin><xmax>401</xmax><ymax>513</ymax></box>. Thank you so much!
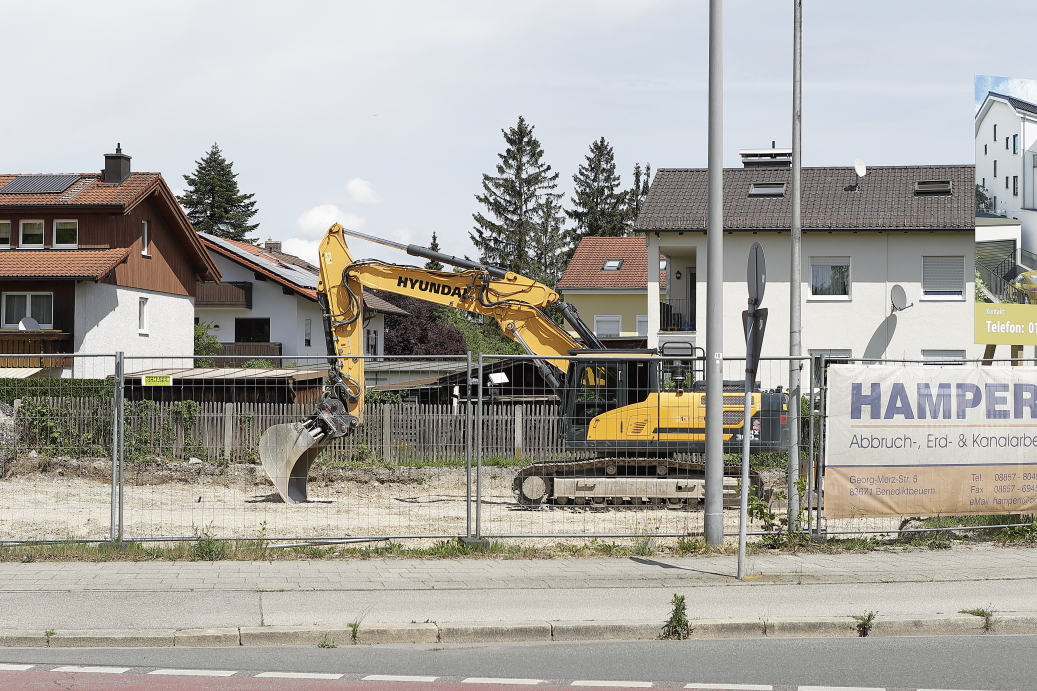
<box><xmin>476</xmin><ymin>353</ymin><xmax>484</xmax><ymax>538</ymax></box>
<box><xmin>514</xmin><ymin>403</ymin><xmax>523</xmax><ymax>460</ymax></box>
<box><xmin>110</xmin><ymin>352</ymin><xmax>124</xmax><ymax>542</ymax></box>
<box><xmin>465</xmin><ymin>352</ymin><xmax>472</xmax><ymax>539</ymax></box>
<box><xmin>382</xmin><ymin>405</ymin><xmax>392</xmax><ymax>462</ymax></box>
<box><xmin>223</xmin><ymin>402</ymin><xmax>235</xmax><ymax>461</ymax></box>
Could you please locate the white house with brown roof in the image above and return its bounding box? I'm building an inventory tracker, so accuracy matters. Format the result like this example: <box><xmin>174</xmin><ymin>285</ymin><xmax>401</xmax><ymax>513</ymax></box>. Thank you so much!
<box><xmin>197</xmin><ymin>235</ymin><xmax>407</xmax><ymax>363</ymax></box>
<box><xmin>557</xmin><ymin>236</ymin><xmax>667</xmax><ymax>345</ymax></box>
<box><xmin>634</xmin><ymin>157</ymin><xmax>981</xmax><ymax>370</ymax></box>
<box><xmin>975</xmin><ymin>92</ymin><xmax>1037</xmax><ymax>250</ymax></box>
<box><xmin>0</xmin><ymin>146</ymin><xmax>221</xmax><ymax>377</ymax></box>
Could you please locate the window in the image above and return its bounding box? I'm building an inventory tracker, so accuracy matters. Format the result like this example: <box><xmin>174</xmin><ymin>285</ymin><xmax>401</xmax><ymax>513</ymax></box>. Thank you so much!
<box><xmin>138</xmin><ymin>297</ymin><xmax>148</xmax><ymax>334</ymax></box>
<box><xmin>593</xmin><ymin>315</ymin><xmax>622</xmax><ymax>337</ymax></box>
<box><xmin>921</xmin><ymin>256</ymin><xmax>965</xmax><ymax>298</ymax></box>
<box><xmin>304</xmin><ymin>318</ymin><xmax>312</xmax><ymax>347</ymax></box>
<box><xmin>1006</xmin><ymin>176</ymin><xmax>1010</xmax><ymax>189</ymax></box>
<box><xmin>748</xmin><ymin>182</ymin><xmax>787</xmax><ymax>197</ymax></box>
<box><xmin>809</xmin><ymin>257</ymin><xmax>850</xmax><ymax>298</ymax></box>
<box><xmin>2</xmin><ymin>292</ymin><xmax>53</xmax><ymax>329</ymax></box>
<box><xmin>914</xmin><ymin>180</ymin><xmax>952</xmax><ymax>195</ymax></box>
<box><xmin>365</xmin><ymin>328</ymin><xmax>378</xmax><ymax>355</ymax></box>
<box><xmin>0</xmin><ymin>221</ymin><xmax>9</xmax><ymax>249</ymax></box>
<box><xmin>984</xmin><ymin>144</ymin><xmax>988</xmax><ymax>156</ymax></box>
<box><xmin>660</xmin><ymin>258</ymin><xmax>667</xmax><ymax>271</ymax></box>
<box><xmin>19</xmin><ymin>220</ymin><xmax>44</xmax><ymax>248</ymax></box>
<box><xmin>53</xmin><ymin>220</ymin><xmax>78</xmax><ymax>248</ymax></box>
<box><xmin>141</xmin><ymin>220</ymin><xmax>150</xmax><ymax>255</ymax></box>
<box><xmin>994</xmin><ymin>160</ymin><xmax>997</xmax><ymax>177</ymax></box>
<box><xmin>809</xmin><ymin>349</ymin><xmax>852</xmax><ymax>365</ymax></box>
<box><xmin>1006</xmin><ymin>137</ymin><xmax>1011</xmax><ymax>150</ymax></box>
<box><xmin>636</xmin><ymin>315</ymin><xmax>649</xmax><ymax>337</ymax></box>
<box><xmin>1014</xmin><ymin>176</ymin><xmax>1019</xmax><ymax>196</ymax></box>
<box><xmin>602</xmin><ymin>259</ymin><xmax>623</xmax><ymax>271</ymax></box>
<box><xmin>982</xmin><ymin>177</ymin><xmax>986</xmax><ymax>188</ymax></box>
<box><xmin>922</xmin><ymin>350</ymin><xmax>966</xmax><ymax>365</ymax></box>
<box><xmin>994</xmin><ymin>124</ymin><xmax>997</xmax><ymax>141</ymax></box>
<box><xmin>1014</xmin><ymin>134</ymin><xmax>1019</xmax><ymax>154</ymax></box>
<box><xmin>235</xmin><ymin>317</ymin><xmax>270</xmax><ymax>342</ymax></box>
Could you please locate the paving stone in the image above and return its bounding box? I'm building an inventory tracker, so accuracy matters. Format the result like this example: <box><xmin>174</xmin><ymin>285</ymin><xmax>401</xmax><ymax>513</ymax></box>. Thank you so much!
<box><xmin>174</xmin><ymin>628</ymin><xmax>241</xmax><ymax>646</ymax></box>
<box><xmin>48</xmin><ymin>629</ymin><xmax>175</xmax><ymax>647</ymax></box>
<box><xmin>439</xmin><ymin>621</ymin><xmax>551</xmax><ymax>643</ymax></box>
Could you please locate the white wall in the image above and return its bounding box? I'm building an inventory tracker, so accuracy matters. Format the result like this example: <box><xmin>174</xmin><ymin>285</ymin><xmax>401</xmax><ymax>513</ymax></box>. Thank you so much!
<box><xmin>72</xmin><ymin>282</ymin><xmax>194</xmax><ymax>377</ymax></box>
<box><xmin>652</xmin><ymin>231</ymin><xmax>981</xmax><ymax>369</ymax></box>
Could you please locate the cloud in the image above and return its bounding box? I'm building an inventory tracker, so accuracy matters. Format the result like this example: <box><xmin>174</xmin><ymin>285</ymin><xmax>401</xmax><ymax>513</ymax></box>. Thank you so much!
<box><xmin>292</xmin><ymin>204</ymin><xmax>365</xmax><ymax>239</ymax></box>
<box><xmin>344</xmin><ymin>178</ymin><xmax>384</xmax><ymax>206</ymax></box>
<box><xmin>281</xmin><ymin>238</ymin><xmax>322</xmax><ymax>267</ymax></box>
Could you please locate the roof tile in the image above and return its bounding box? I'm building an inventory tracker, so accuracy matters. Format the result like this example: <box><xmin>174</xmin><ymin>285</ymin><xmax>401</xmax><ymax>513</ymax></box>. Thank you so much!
<box><xmin>558</xmin><ymin>236</ymin><xmax>667</xmax><ymax>290</ymax></box>
<box><xmin>0</xmin><ymin>173</ymin><xmax>161</xmax><ymax>208</ymax></box>
<box><xmin>0</xmin><ymin>248</ymin><xmax>130</xmax><ymax>279</ymax></box>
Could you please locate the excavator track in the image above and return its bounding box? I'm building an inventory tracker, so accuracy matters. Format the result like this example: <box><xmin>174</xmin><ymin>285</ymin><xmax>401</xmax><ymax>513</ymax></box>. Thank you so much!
<box><xmin>512</xmin><ymin>457</ymin><xmax>763</xmax><ymax>508</ymax></box>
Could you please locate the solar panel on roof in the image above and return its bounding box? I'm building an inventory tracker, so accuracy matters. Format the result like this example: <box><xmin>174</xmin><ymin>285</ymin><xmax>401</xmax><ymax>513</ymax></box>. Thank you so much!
<box><xmin>0</xmin><ymin>174</ymin><xmax>80</xmax><ymax>194</ymax></box>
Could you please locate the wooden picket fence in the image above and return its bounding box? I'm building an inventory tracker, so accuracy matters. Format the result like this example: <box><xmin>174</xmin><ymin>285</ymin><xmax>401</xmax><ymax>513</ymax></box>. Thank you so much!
<box><xmin>12</xmin><ymin>398</ymin><xmax>566</xmax><ymax>465</ymax></box>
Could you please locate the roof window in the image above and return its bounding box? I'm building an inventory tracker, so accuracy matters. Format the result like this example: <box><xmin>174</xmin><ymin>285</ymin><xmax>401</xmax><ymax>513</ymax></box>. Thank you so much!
<box><xmin>914</xmin><ymin>180</ymin><xmax>953</xmax><ymax>195</ymax></box>
<box><xmin>748</xmin><ymin>182</ymin><xmax>787</xmax><ymax>198</ymax></box>
<box><xmin>602</xmin><ymin>259</ymin><xmax>623</xmax><ymax>271</ymax></box>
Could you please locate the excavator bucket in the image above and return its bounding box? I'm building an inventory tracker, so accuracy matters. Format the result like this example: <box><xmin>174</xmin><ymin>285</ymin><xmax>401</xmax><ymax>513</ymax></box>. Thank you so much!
<box><xmin>259</xmin><ymin>422</ymin><xmax>324</xmax><ymax>503</ymax></box>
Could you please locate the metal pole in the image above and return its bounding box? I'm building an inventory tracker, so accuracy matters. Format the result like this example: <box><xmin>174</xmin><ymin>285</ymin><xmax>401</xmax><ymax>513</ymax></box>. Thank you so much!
<box><xmin>737</xmin><ymin>309</ymin><xmax>756</xmax><ymax>578</ymax></box>
<box><xmin>476</xmin><ymin>353</ymin><xmax>484</xmax><ymax>538</ymax></box>
<box><xmin>465</xmin><ymin>351</ymin><xmax>472</xmax><ymax>539</ymax></box>
<box><xmin>116</xmin><ymin>353</ymin><xmax>125</xmax><ymax>542</ymax></box>
<box><xmin>704</xmin><ymin>0</ymin><xmax>726</xmax><ymax>546</ymax></box>
<box><xmin>807</xmin><ymin>358</ymin><xmax>815</xmax><ymax>533</ymax></box>
<box><xmin>788</xmin><ymin>0</ymin><xmax>803</xmax><ymax>528</ymax></box>
<box><xmin>110</xmin><ymin>353</ymin><xmax>122</xmax><ymax>542</ymax></box>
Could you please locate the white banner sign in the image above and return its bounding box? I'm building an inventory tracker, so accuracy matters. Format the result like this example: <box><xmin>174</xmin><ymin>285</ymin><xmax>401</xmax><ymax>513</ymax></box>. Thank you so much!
<box><xmin>825</xmin><ymin>364</ymin><xmax>1037</xmax><ymax>518</ymax></box>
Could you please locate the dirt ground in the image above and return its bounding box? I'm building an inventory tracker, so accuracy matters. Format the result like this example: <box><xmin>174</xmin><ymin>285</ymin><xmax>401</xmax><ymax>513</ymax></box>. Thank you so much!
<box><xmin>0</xmin><ymin>456</ymin><xmax>897</xmax><ymax>543</ymax></box>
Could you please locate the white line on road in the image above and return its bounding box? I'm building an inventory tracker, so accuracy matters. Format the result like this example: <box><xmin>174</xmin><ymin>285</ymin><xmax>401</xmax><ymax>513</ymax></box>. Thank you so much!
<box><xmin>800</xmin><ymin>687</ymin><xmax>883</xmax><ymax>691</ymax></box>
<box><xmin>684</xmin><ymin>680</ymin><xmax>775</xmax><ymax>684</ymax></box>
<box><xmin>0</xmin><ymin>664</ymin><xmax>34</xmax><ymax>671</ymax></box>
<box><xmin>51</xmin><ymin>666</ymin><xmax>130</xmax><ymax>674</ymax></box>
<box><xmin>572</xmin><ymin>682</ymin><xmax>653</xmax><ymax>688</ymax></box>
<box><xmin>148</xmin><ymin>669</ymin><xmax>238</xmax><ymax>677</ymax></box>
<box><xmin>918</xmin><ymin>688</ymin><xmax>997</xmax><ymax>691</ymax></box>
<box><xmin>365</xmin><ymin>675</ymin><xmax>441</xmax><ymax>682</ymax></box>
<box><xmin>463</xmin><ymin>678</ymin><xmax>543</xmax><ymax>685</ymax></box>
<box><xmin>257</xmin><ymin>672</ymin><xmax>345</xmax><ymax>680</ymax></box>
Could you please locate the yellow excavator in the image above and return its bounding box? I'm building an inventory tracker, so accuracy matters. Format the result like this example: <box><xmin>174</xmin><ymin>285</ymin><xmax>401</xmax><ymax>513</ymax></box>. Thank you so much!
<box><xmin>258</xmin><ymin>224</ymin><xmax>786</xmax><ymax>505</ymax></box>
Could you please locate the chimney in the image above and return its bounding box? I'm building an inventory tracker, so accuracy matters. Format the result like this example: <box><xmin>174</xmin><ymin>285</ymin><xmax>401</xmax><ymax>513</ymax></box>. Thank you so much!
<box><xmin>738</xmin><ymin>146</ymin><xmax>792</xmax><ymax>168</ymax></box>
<box><xmin>264</xmin><ymin>238</ymin><xmax>282</xmax><ymax>253</ymax></box>
<box><xmin>104</xmin><ymin>143</ymin><xmax>132</xmax><ymax>184</ymax></box>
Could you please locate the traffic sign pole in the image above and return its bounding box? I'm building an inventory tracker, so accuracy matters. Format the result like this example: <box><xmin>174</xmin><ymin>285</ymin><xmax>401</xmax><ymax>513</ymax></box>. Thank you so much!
<box><xmin>738</xmin><ymin>243</ymin><xmax>767</xmax><ymax>579</ymax></box>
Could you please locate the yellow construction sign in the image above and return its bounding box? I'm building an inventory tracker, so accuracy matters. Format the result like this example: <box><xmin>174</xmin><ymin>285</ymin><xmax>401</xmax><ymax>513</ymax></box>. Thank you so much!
<box><xmin>142</xmin><ymin>375</ymin><xmax>173</xmax><ymax>386</ymax></box>
<box><xmin>974</xmin><ymin>303</ymin><xmax>1037</xmax><ymax>346</ymax></box>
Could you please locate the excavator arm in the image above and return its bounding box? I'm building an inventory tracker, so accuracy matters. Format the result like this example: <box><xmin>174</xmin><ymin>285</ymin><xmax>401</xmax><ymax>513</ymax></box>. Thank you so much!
<box><xmin>259</xmin><ymin>223</ymin><xmax>596</xmax><ymax>503</ymax></box>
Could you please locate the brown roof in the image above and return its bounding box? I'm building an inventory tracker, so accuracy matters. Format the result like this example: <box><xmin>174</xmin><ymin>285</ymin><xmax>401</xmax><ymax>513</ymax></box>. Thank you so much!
<box><xmin>634</xmin><ymin>165</ymin><xmax>975</xmax><ymax>231</ymax></box>
<box><xmin>364</xmin><ymin>291</ymin><xmax>409</xmax><ymax>316</ymax></box>
<box><xmin>0</xmin><ymin>248</ymin><xmax>129</xmax><ymax>279</ymax></box>
<box><xmin>558</xmin><ymin>236</ymin><xmax>667</xmax><ymax>290</ymax></box>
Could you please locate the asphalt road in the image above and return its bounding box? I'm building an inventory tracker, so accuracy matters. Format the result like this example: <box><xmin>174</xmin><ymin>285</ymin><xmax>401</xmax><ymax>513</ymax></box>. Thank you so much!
<box><xmin>1</xmin><ymin>635</ymin><xmax>1035</xmax><ymax>690</ymax></box>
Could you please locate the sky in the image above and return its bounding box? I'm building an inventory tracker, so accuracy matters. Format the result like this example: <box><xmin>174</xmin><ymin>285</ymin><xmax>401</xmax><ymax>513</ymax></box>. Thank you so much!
<box><xmin>4</xmin><ymin>0</ymin><xmax>1036</xmax><ymax>267</ymax></box>
<box><xmin>975</xmin><ymin>75</ymin><xmax>1037</xmax><ymax>110</ymax></box>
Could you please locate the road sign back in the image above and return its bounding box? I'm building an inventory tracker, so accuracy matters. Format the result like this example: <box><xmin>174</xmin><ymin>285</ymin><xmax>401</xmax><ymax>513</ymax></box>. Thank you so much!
<box><xmin>747</xmin><ymin>242</ymin><xmax>766</xmax><ymax>305</ymax></box>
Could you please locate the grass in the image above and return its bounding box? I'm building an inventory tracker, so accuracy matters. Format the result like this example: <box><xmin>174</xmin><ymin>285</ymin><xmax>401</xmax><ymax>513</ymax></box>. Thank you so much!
<box><xmin>659</xmin><ymin>594</ymin><xmax>693</xmax><ymax>640</ymax></box>
<box><xmin>852</xmin><ymin>611</ymin><xmax>877</xmax><ymax>637</ymax></box>
<box><xmin>959</xmin><ymin>607</ymin><xmax>997</xmax><ymax>632</ymax></box>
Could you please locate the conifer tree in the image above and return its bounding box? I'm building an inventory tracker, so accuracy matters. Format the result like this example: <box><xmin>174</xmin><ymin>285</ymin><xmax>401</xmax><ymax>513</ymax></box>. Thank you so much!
<box><xmin>424</xmin><ymin>232</ymin><xmax>445</xmax><ymax>270</ymax></box>
<box><xmin>527</xmin><ymin>196</ymin><xmax>572</xmax><ymax>289</ymax></box>
<box><xmin>471</xmin><ymin>116</ymin><xmax>560</xmax><ymax>274</ymax></box>
<box><xmin>626</xmin><ymin>162</ymin><xmax>652</xmax><ymax>225</ymax></box>
<box><xmin>178</xmin><ymin>143</ymin><xmax>260</xmax><ymax>242</ymax></box>
<box><xmin>566</xmin><ymin>137</ymin><xmax>627</xmax><ymax>239</ymax></box>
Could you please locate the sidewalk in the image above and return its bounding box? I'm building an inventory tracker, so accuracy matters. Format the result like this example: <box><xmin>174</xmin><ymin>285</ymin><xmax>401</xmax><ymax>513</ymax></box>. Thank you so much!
<box><xmin>0</xmin><ymin>544</ymin><xmax>1034</xmax><ymax>646</ymax></box>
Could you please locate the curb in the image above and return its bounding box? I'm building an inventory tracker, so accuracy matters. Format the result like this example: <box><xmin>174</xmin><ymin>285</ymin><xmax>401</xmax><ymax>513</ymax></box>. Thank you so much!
<box><xmin>3</xmin><ymin>615</ymin><xmax>1035</xmax><ymax>648</ymax></box>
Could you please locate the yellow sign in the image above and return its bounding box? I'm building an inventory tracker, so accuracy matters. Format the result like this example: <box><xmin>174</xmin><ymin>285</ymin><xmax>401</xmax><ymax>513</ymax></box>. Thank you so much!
<box><xmin>974</xmin><ymin>303</ymin><xmax>1037</xmax><ymax>345</ymax></box>
<box><xmin>142</xmin><ymin>375</ymin><xmax>173</xmax><ymax>386</ymax></box>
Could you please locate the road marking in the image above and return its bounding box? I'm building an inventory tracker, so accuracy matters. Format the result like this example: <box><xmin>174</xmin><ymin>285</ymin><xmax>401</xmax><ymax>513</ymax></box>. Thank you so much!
<box><xmin>365</xmin><ymin>675</ymin><xmax>441</xmax><ymax>682</ymax></box>
<box><xmin>572</xmin><ymin>682</ymin><xmax>653</xmax><ymax>688</ymax></box>
<box><xmin>800</xmin><ymin>687</ymin><xmax>883</xmax><ymax>691</ymax></box>
<box><xmin>148</xmin><ymin>669</ymin><xmax>238</xmax><ymax>677</ymax></box>
<box><xmin>686</xmin><ymin>686</ymin><xmax>772</xmax><ymax>690</ymax></box>
<box><xmin>51</xmin><ymin>666</ymin><xmax>130</xmax><ymax>674</ymax></box>
<box><xmin>463</xmin><ymin>678</ymin><xmax>543</xmax><ymax>685</ymax></box>
<box><xmin>257</xmin><ymin>672</ymin><xmax>345</xmax><ymax>680</ymax></box>
<box><xmin>0</xmin><ymin>664</ymin><xmax>34</xmax><ymax>671</ymax></box>
<box><xmin>918</xmin><ymin>689</ymin><xmax>998</xmax><ymax>691</ymax></box>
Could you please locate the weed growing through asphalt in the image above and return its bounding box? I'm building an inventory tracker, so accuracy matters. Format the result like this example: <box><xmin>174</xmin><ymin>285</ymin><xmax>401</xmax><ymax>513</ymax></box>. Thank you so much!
<box><xmin>960</xmin><ymin>607</ymin><xmax>997</xmax><ymax>632</ymax></box>
<box><xmin>660</xmin><ymin>593</ymin><xmax>693</xmax><ymax>640</ymax></box>
<box><xmin>852</xmin><ymin>611</ymin><xmax>877</xmax><ymax>637</ymax></box>
<box><xmin>317</xmin><ymin>634</ymin><xmax>338</xmax><ymax>649</ymax></box>
<box><xmin>347</xmin><ymin>607</ymin><xmax>372</xmax><ymax>644</ymax></box>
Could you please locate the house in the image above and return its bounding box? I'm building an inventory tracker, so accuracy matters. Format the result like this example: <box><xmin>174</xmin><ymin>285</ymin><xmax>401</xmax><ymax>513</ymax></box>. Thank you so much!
<box><xmin>974</xmin><ymin>92</ymin><xmax>1037</xmax><ymax>249</ymax></box>
<box><xmin>634</xmin><ymin>154</ymin><xmax>980</xmax><ymax>368</ymax></box>
<box><xmin>196</xmin><ymin>235</ymin><xmax>408</xmax><ymax>364</ymax></box>
<box><xmin>0</xmin><ymin>146</ymin><xmax>220</xmax><ymax>377</ymax></box>
<box><xmin>558</xmin><ymin>236</ymin><xmax>667</xmax><ymax>347</ymax></box>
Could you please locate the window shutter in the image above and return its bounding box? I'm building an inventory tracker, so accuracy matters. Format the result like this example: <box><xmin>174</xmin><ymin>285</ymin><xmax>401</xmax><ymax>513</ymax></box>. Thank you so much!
<box><xmin>922</xmin><ymin>256</ymin><xmax>964</xmax><ymax>293</ymax></box>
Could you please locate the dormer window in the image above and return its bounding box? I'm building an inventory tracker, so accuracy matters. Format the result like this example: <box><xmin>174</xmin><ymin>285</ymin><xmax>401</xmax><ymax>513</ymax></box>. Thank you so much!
<box><xmin>914</xmin><ymin>180</ymin><xmax>953</xmax><ymax>195</ymax></box>
<box><xmin>748</xmin><ymin>182</ymin><xmax>786</xmax><ymax>197</ymax></box>
<box><xmin>603</xmin><ymin>259</ymin><xmax>623</xmax><ymax>271</ymax></box>
<box><xmin>53</xmin><ymin>220</ymin><xmax>78</xmax><ymax>249</ymax></box>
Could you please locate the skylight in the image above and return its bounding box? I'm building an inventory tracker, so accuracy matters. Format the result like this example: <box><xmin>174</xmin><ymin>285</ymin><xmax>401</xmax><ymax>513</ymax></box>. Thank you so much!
<box><xmin>748</xmin><ymin>182</ymin><xmax>787</xmax><ymax>197</ymax></box>
<box><xmin>602</xmin><ymin>259</ymin><xmax>623</xmax><ymax>271</ymax></box>
<box><xmin>914</xmin><ymin>180</ymin><xmax>953</xmax><ymax>195</ymax></box>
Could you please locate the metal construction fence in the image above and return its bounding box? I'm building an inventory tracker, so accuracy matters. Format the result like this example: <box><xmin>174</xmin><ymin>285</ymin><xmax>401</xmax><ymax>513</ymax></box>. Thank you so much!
<box><xmin>0</xmin><ymin>352</ymin><xmax>1031</xmax><ymax>545</ymax></box>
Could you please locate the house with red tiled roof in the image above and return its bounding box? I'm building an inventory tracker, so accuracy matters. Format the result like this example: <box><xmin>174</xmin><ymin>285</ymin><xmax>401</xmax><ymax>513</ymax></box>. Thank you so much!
<box><xmin>557</xmin><ymin>236</ymin><xmax>668</xmax><ymax>345</ymax></box>
<box><xmin>0</xmin><ymin>146</ymin><xmax>220</xmax><ymax>376</ymax></box>
<box><xmin>197</xmin><ymin>234</ymin><xmax>407</xmax><ymax>362</ymax></box>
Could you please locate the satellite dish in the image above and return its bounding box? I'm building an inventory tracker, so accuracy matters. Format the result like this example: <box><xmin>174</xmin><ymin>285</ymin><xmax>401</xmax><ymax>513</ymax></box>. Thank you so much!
<box><xmin>17</xmin><ymin>317</ymin><xmax>39</xmax><ymax>330</ymax></box>
<box><xmin>854</xmin><ymin>158</ymin><xmax>867</xmax><ymax>178</ymax></box>
<box><xmin>890</xmin><ymin>284</ymin><xmax>913</xmax><ymax>313</ymax></box>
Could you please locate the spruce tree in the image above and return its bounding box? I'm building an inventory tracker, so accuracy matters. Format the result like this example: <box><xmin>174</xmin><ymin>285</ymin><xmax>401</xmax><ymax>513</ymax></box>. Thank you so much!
<box><xmin>527</xmin><ymin>196</ymin><xmax>572</xmax><ymax>289</ymax></box>
<box><xmin>178</xmin><ymin>143</ymin><xmax>260</xmax><ymax>242</ymax></box>
<box><xmin>424</xmin><ymin>232</ymin><xmax>444</xmax><ymax>270</ymax></box>
<box><xmin>471</xmin><ymin>116</ymin><xmax>560</xmax><ymax>275</ymax></box>
<box><xmin>566</xmin><ymin>137</ymin><xmax>628</xmax><ymax>239</ymax></box>
<box><xmin>626</xmin><ymin>162</ymin><xmax>652</xmax><ymax>225</ymax></box>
